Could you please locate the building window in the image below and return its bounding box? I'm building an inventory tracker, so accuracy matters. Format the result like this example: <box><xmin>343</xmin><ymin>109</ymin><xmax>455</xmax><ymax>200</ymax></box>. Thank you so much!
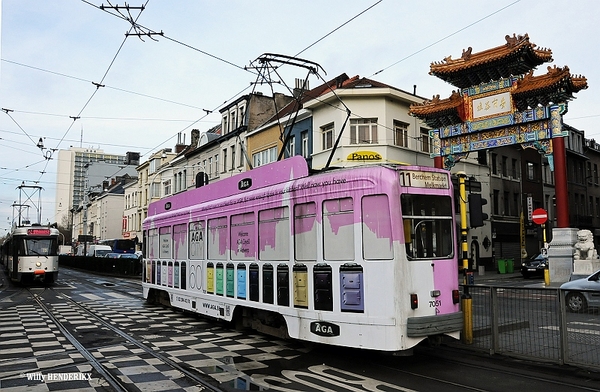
<box><xmin>252</xmin><ymin>146</ymin><xmax>277</xmax><ymax>167</ymax></box>
<box><xmin>493</xmin><ymin>189</ymin><xmax>499</xmax><ymax>215</ymax></box>
<box><xmin>502</xmin><ymin>156</ymin><xmax>508</xmax><ymax>177</ymax></box>
<box><xmin>239</xmin><ymin>141</ymin><xmax>245</xmax><ymax>167</ymax></box>
<box><xmin>511</xmin><ymin>158</ymin><xmax>518</xmax><ymax>178</ymax></box>
<box><xmin>149</xmin><ymin>158</ymin><xmax>161</xmax><ymax>174</ymax></box>
<box><xmin>393</xmin><ymin>120</ymin><xmax>408</xmax><ymax>147</ymax></box>
<box><xmin>527</xmin><ymin>162</ymin><xmax>535</xmax><ymax>180</ymax></box>
<box><xmin>230</xmin><ymin>111</ymin><xmax>236</xmax><ymax>131</ymax></box>
<box><xmin>491</xmin><ymin>153</ymin><xmax>498</xmax><ymax>175</ymax></box>
<box><xmin>503</xmin><ymin>191</ymin><xmax>510</xmax><ymax>215</ymax></box>
<box><xmin>301</xmin><ymin>131</ymin><xmax>309</xmax><ymax>158</ymax></box>
<box><xmin>222</xmin><ymin>148</ymin><xmax>228</xmax><ymax>173</ymax></box>
<box><xmin>239</xmin><ymin>106</ymin><xmax>245</xmax><ymax>127</ymax></box>
<box><xmin>286</xmin><ymin>135</ymin><xmax>295</xmax><ymax>157</ymax></box>
<box><xmin>163</xmin><ymin>179</ymin><xmax>171</xmax><ymax>196</ymax></box>
<box><xmin>322</xmin><ymin>123</ymin><xmax>334</xmax><ymax>150</ymax></box>
<box><xmin>420</xmin><ymin>128</ymin><xmax>431</xmax><ymax>153</ymax></box>
<box><xmin>222</xmin><ymin>117</ymin><xmax>228</xmax><ymax>135</ymax></box>
<box><xmin>231</xmin><ymin>146</ymin><xmax>236</xmax><ymax>171</ymax></box>
<box><xmin>350</xmin><ymin>118</ymin><xmax>378</xmax><ymax>144</ymax></box>
<box><xmin>151</xmin><ymin>183</ymin><xmax>160</xmax><ymax>199</ymax></box>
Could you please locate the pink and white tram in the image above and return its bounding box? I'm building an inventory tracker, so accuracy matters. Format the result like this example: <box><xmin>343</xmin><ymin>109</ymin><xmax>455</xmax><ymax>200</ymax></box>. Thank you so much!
<box><xmin>142</xmin><ymin>156</ymin><xmax>462</xmax><ymax>352</ymax></box>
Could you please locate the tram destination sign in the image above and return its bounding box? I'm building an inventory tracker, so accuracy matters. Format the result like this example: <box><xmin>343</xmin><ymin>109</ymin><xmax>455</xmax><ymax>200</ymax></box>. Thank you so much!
<box><xmin>399</xmin><ymin>170</ymin><xmax>449</xmax><ymax>189</ymax></box>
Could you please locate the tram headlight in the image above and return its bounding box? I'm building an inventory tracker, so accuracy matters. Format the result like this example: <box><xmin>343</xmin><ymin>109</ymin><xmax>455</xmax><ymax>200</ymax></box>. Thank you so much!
<box><xmin>36</xmin><ymin>262</ymin><xmax>42</xmax><ymax>267</ymax></box>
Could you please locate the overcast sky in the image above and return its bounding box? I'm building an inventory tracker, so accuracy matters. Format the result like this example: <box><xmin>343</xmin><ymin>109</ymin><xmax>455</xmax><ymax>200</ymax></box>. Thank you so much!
<box><xmin>1</xmin><ymin>0</ymin><xmax>598</xmax><ymax>230</ymax></box>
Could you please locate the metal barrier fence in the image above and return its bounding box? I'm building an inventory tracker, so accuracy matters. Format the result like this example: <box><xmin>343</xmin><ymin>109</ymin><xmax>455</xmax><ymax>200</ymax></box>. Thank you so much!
<box><xmin>461</xmin><ymin>285</ymin><xmax>600</xmax><ymax>370</ymax></box>
<box><xmin>59</xmin><ymin>255</ymin><xmax>142</xmax><ymax>277</ymax></box>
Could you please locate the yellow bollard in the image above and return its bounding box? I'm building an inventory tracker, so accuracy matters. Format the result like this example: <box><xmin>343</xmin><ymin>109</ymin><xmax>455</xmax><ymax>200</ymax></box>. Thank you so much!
<box><xmin>544</xmin><ymin>268</ymin><xmax>550</xmax><ymax>286</ymax></box>
<box><xmin>461</xmin><ymin>293</ymin><xmax>473</xmax><ymax>344</ymax></box>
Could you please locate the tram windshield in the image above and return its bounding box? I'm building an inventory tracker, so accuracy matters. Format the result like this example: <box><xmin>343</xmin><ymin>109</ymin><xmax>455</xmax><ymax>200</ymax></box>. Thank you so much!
<box><xmin>19</xmin><ymin>238</ymin><xmax>56</xmax><ymax>256</ymax></box>
<box><xmin>401</xmin><ymin>194</ymin><xmax>453</xmax><ymax>260</ymax></box>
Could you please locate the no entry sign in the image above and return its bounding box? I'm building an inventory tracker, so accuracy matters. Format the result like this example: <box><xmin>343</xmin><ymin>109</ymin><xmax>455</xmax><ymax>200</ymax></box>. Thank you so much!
<box><xmin>532</xmin><ymin>208</ymin><xmax>548</xmax><ymax>225</ymax></box>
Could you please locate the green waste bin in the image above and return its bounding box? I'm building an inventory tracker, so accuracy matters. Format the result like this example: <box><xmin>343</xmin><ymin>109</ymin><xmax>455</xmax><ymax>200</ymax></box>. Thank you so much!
<box><xmin>497</xmin><ymin>259</ymin><xmax>506</xmax><ymax>274</ymax></box>
<box><xmin>506</xmin><ymin>258</ymin><xmax>514</xmax><ymax>273</ymax></box>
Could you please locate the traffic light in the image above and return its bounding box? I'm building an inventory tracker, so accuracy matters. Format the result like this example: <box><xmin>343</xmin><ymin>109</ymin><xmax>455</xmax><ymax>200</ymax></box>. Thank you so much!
<box><xmin>468</xmin><ymin>193</ymin><xmax>488</xmax><ymax>228</ymax></box>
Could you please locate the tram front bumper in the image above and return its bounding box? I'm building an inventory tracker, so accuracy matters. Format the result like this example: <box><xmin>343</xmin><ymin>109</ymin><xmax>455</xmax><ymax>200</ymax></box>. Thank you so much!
<box><xmin>406</xmin><ymin>312</ymin><xmax>463</xmax><ymax>337</ymax></box>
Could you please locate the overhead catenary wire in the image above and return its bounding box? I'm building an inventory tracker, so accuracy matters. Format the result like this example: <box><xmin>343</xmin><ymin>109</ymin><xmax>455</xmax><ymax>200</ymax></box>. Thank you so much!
<box><xmin>369</xmin><ymin>0</ymin><xmax>521</xmax><ymax>77</ymax></box>
<box><xmin>2</xmin><ymin>1</ymin><xmax>592</xmax><ymax>226</ymax></box>
<box><xmin>294</xmin><ymin>0</ymin><xmax>383</xmax><ymax>58</ymax></box>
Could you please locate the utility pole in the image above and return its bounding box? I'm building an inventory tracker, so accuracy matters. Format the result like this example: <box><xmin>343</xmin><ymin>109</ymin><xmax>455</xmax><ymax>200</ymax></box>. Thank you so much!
<box><xmin>457</xmin><ymin>171</ymin><xmax>473</xmax><ymax>344</ymax></box>
<box><xmin>83</xmin><ymin>174</ymin><xmax>89</xmax><ymax>256</ymax></box>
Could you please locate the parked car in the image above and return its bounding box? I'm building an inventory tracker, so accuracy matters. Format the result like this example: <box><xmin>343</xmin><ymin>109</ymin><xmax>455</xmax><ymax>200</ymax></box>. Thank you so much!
<box><xmin>520</xmin><ymin>252</ymin><xmax>548</xmax><ymax>279</ymax></box>
<box><xmin>105</xmin><ymin>253</ymin><xmax>121</xmax><ymax>259</ymax></box>
<box><xmin>118</xmin><ymin>253</ymin><xmax>139</xmax><ymax>259</ymax></box>
<box><xmin>560</xmin><ymin>270</ymin><xmax>600</xmax><ymax>312</ymax></box>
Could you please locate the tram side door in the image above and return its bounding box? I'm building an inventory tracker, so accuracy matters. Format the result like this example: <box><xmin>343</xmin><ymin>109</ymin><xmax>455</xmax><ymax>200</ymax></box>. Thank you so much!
<box><xmin>9</xmin><ymin>239</ymin><xmax>19</xmax><ymax>279</ymax></box>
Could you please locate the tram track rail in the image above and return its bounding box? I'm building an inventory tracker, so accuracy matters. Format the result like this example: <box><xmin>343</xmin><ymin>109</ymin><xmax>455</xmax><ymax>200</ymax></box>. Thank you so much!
<box><xmin>5</xmin><ymin>267</ymin><xmax>600</xmax><ymax>391</ymax></box>
<box><xmin>401</xmin><ymin>344</ymin><xmax>600</xmax><ymax>392</ymax></box>
<box><xmin>25</xmin><ymin>285</ymin><xmax>224</xmax><ymax>391</ymax></box>
<box><xmin>28</xmin><ymin>287</ymin><xmax>127</xmax><ymax>391</ymax></box>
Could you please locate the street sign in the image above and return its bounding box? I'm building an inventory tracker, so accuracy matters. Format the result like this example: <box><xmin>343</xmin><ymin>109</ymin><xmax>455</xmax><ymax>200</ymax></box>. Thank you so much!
<box><xmin>532</xmin><ymin>208</ymin><xmax>548</xmax><ymax>225</ymax></box>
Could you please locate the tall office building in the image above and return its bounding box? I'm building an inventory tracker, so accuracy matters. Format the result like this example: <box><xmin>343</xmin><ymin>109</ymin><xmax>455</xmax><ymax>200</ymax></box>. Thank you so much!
<box><xmin>54</xmin><ymin>147</ymin><xmax>139</xmax><ymax>227</ymax></box>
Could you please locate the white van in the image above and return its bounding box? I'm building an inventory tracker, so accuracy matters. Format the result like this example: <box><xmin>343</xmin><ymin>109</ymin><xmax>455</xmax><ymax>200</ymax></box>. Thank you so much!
<box><xmin>86</xmin><ymin>245</ymin><xmax>112</xmax><ymax>257</ymax></box>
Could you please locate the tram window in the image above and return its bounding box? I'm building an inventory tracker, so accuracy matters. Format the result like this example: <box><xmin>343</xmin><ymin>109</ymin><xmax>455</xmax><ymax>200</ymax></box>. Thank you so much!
<box><xmin>323</xmin><ymin>198</ymin><xmax>354</xmax><ymax>261</ymax></box>
<box><xmin>401</xmin><ymin>195</ymin><xmax>453</xmax><ymax>260</ymax></box>
<box><xmin>148</xmin><ymin>228</ymin><xmax>158</xmax><ymax>259</ymax></box>
<box><xmin>189</xmin><ymin>221</ymin><xmax>205</xmax><ymax>260</ymax></box>
<box><xmin>231</xmin><ymin>212</ymin><xmax>255</xmax><ymax>260</ymax></box>
<box><xmin>259</xmin><ymin>207</ymin><xmax>289</xmax><ymax>261</ymax></box>
<box><xmin>24</xmin><ymin>238</ymin><xmax>52</xmax><ymax>256</ymax></box>
<box><xmin>173</xmin><ymin>224</ymin><xmax>187</xmax><ymax>260</ymax></box>
<box><xmin>294</xmin><ymin>202</ymin><xmax>317</xmax><ymax>261</ymax></box>
<box><xmin>361</xmin><ymin>194</ymin><xmax>393</xmax><ymax>260</ymax></box>
<box><xmin>208</xmin><ymin>217</ymin><xmax>228</xmax><ymax>260</ymax></box>
<box><xmin>159</xmin><ymin>227</ymin><xmax>171</xmax><ymax>259</ymax></box>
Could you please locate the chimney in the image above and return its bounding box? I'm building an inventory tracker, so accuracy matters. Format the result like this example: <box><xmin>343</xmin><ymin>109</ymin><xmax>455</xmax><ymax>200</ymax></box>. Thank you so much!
<box><xmin>174</xmin><ymin>132</ymin><xmax>187</xmax><ymax>154</ymax></box>
<box><xmin>125</xmin><ymin>151</ymin><xmax>140</xmax><ymax>165</ymax></box>
<box><xmin>293</xmin><ymin>78</ymin><xmax>309</xmax><ymax>98</ymax></box>
<box><xmin>190</xmin><ymin>129</ymin><xmax>200</xmax><ymax>148</ymax></box>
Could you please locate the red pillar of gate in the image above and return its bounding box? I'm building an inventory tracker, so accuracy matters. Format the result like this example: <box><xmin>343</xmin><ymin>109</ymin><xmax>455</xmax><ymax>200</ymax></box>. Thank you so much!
<box><xmin>552</xmin><ymin>136</ymin><xmax>569</xmax><ymax>228</ymax></box>
<box><xmin>434</xmin><ymin>156</ymin><xmax>444</xmax><ymax>170</ymax></box>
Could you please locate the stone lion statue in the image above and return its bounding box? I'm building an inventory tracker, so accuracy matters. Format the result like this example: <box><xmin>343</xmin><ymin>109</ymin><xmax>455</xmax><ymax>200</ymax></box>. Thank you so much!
<box><xmin>573</xmin><ymin>229</ymin><xmax>598</xmax><ymax>260</ymax></box>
